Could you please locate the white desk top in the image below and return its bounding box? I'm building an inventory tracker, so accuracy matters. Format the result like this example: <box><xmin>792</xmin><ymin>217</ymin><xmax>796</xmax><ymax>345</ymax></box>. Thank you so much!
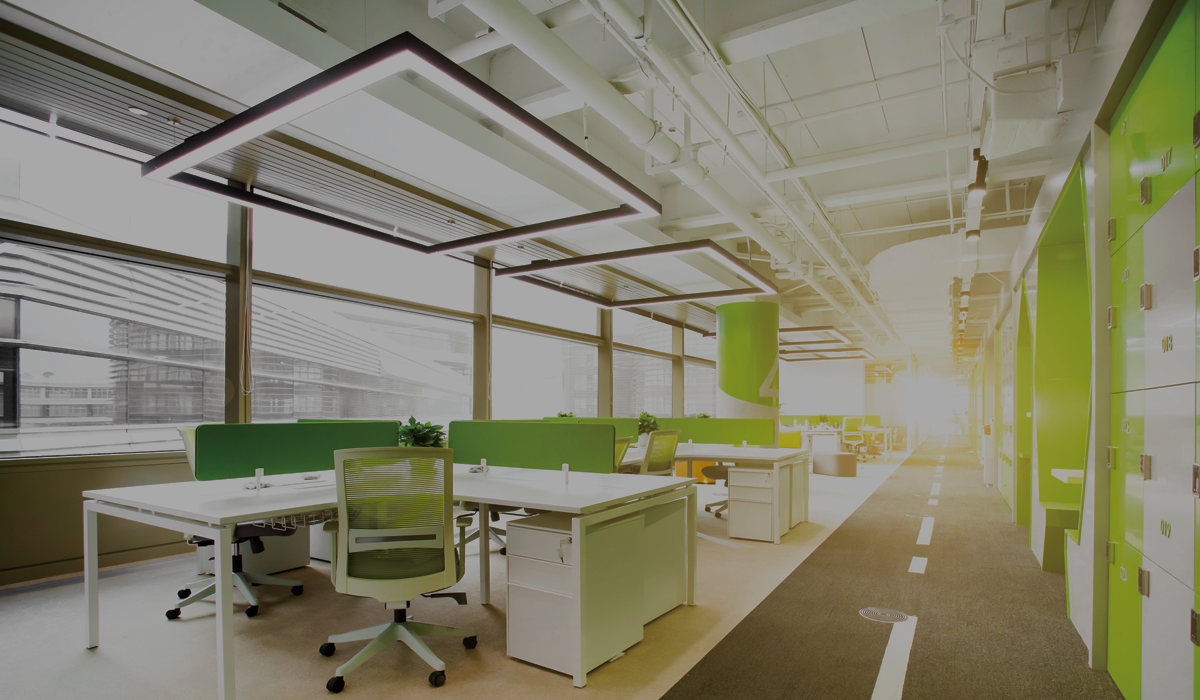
<box><xmin>83</xmin><ymin>465</ymin><xmax>696</xmax><ymax>526</ymax></box>
<box><xmin>623</xmin><ymin>443</ymin><xmax>809</xmax><ymax>466</ymax></box>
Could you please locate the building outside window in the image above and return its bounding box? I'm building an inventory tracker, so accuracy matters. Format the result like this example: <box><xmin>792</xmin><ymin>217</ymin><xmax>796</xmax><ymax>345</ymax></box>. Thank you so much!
<box><xmin>492</xmin><ymin>328</ymin><xmax>598</xmax><ymax>418</ymax></box>
<box><xmin>613</xmin><ymin>350</ymin><xmax>671</xmax><ymax>419</ymax></box>
<box><xmin>250</xmin><ymin>286</ymin><xmax>473</xmax><ymax>427</ymax></box>
<box><xmin>0</xmin><ymin>242</ymin><xmax>226</xmax><ymax>457</ymax></box>
<box><xmin>684</xmin><ymin>362</ymin><xmax>716</xmax><ymax>417</ymax></box>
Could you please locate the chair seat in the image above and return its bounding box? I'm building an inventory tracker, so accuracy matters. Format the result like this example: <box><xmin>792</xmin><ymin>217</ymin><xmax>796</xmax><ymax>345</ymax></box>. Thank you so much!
<box><xmin>813</xmin><ymin>451</ymin><xmax>857</xmax><ymax>477</ymax></box>
<box><xmin>700</xmin><ymin>464</ymin><xmax>729</xmax><ymax>481</ymax></box>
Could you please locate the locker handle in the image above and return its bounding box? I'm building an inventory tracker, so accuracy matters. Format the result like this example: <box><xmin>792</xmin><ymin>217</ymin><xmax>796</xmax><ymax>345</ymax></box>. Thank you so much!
<box><xmin>1140</xmin><ymin>176</ymin><xmax>1151</xmax><ymax>206</ymax></box>
<box><xmin>1107</xmin><ymin>218</ymin><xmax>1116</xmax><ymax>243</ymax></box>
<box><xmin>1139</xmin><ymin>284</ymin><xmax>1152</xmax><ymax>311</ymax></box>
<box><xmin>1194</xmin><ymin>110</ymin><xmax>1200</xmax><ymax>148</ymax></box>
<box><xmin>1140</xmin><ymin>454</ymin><xmax>1151</xmax><ymax>481</ymax></box>
<box><xmin>1193</xmin><ymin>610</ymin><xmax>1199</xmax><ymax>646</ymax></box>
<box><xmin>1193</xmin><ymin>464</ymin><xmax>1199</xmax><ymax>496</ymax></box>
<box><xmin>1106</xmin><ymin>307</ymin><xmax>1114</xmax><ymax>330</ymax></box>
<box><xmin>1138</xmin><ymin>567</ymin><xmax>1150</xmax><ymax>597</ymax></box>
<box><xmin>1193</xmin><ymin>247</ymin><xmax>1199</xmax><ymax>282</ymax></box>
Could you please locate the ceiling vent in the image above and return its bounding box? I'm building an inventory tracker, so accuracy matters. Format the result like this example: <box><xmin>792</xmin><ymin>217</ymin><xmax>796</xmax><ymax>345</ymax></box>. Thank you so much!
<box><xmin>981</xmin><ymin>70</ymin><xmax>1067</xmax><ymax>160</ymax></box>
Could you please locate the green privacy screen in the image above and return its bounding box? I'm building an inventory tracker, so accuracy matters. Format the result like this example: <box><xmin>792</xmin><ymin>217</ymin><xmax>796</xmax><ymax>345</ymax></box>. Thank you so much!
<box><xmin>656</xmin><ymin>418</ymin><xmax>775</xmax><ymax>445</ymax></box>
<box><xmin>448</xmin><ymin>421</ymin><xmax>617</xmax><ymax>472</ymax></box>
<box><xmin>194</xmin><ymin>422</ymin><xmax>400</xmax><ymax>480</ymax></box>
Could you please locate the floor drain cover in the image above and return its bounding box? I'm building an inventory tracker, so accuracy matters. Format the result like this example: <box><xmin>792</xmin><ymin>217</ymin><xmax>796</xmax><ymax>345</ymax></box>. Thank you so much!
<box><xmin>859</xmin><ymin>607</ymin><xmax>909</xmax><ymax>623</ymax></box>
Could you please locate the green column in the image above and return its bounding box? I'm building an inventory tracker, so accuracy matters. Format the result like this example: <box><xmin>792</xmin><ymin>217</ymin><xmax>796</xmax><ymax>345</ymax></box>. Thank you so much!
<box><xmin>716</xmin><ymin>301</ymin><xmax>779</xmax><ymax>420</ymax></box>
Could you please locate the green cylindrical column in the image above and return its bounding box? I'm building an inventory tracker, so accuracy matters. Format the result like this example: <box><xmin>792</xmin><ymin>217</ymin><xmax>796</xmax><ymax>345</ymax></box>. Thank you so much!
<box><xmin>716</xmin><ymin>301</ymin><xmax>779</xmax><ymax>420</ymax></box>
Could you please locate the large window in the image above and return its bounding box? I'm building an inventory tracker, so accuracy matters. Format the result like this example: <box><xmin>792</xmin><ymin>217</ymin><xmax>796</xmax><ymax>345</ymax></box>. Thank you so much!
<box><xmin>684</xmin><ymin>362</ymin><xmax>716</xmax><ymax>417</ymax></box>
<box><xmin>613</xmin><ymin>350</ymin><xmax>671</xmax><ymax>419</ymax></box>
<box><xmin>492</xmin><ymin>328</ymin><xmax>598</xmax><ymax>418</ymax></box>
<box><xmin>0</xmin><ymin>242</ymin><xmax>225</xmax><ymax>457</ymax></box>
<box><xmin>614</xmin><ymin>310</ymin><xmax>673</xmax><ymax>353</ymax></box>
<box><xmin>684</xmin><ymin>328</ymin><xmax>717</xmax><ymax>361</ymax></box>
<box><xmin>0</xmin><ymin>121</ymin><xmax>228</xmax><ymax>262</ymax></box>
<box><xmin>251</xmin><ymin>286</ymin><xmax>472</xmax><ymax>426</ymax></box>
<box><xmin>493</xmin><ymin>276</ymin><xmax>598</xmax><ymax>335</ymax></box>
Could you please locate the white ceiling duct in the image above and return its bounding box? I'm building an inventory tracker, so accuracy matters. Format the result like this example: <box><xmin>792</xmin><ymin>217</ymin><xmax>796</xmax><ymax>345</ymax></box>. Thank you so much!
<box><xmin>981</xmin><ymin>70</ymin><xmax>1068</xmax><ymax>160</ymax></box>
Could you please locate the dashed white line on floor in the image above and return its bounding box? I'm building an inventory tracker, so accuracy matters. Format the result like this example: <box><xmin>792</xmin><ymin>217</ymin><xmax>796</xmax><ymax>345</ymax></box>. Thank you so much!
<box><xmin>916</xmin><ymin>517</ymin><xmax>934</xmax><ymax>545</ymax></box>
<box><xmin>870</xmin><ymin>617</ymin><xmax>918</xmax><ymax>700</ymax></box>
<box><xmin>927</xmin><ymin>498</ymin><xmax>938</xmax><ymax>505</ymax></box>
<box><xmin>936</xmin><ymin>466</ymin><xmax>943</xmax><ymax>473</ymax></box>
<box><xmin>908</xmin><ymin>556</ymin><xmax>928</xmax><ymax>573</ymax></box>
<box><xmin>930</xmin><ymin>483</ymin><xmax>941</xmax><ymax>496</ymax></box>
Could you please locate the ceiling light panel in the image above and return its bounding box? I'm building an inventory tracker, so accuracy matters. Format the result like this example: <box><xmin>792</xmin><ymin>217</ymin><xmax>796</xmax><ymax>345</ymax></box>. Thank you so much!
<box><xmin>142</xmin><ymin>32</ymin><xmax>659</xmax><ymax>253</ymax></box>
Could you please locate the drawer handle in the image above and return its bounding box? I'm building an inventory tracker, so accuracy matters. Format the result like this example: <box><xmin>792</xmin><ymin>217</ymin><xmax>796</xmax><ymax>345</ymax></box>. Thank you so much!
<box><xmin>556</xmin><ymin>537</ymin><xmax>571</xmax><ymax>564</ymax></box>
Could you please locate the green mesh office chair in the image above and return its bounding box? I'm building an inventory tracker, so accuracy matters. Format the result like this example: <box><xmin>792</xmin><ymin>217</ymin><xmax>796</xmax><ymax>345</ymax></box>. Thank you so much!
<box><xmin>841</xmin><ymin>416</ymin><xmax>866</xmax><ymax>461</ymax></box>
<box><xmin>167</xmin><ymin>428</ymin><xmax>303</xmax><ymax>620</ymax></box>
<box><xmin>614</xmin><ymin>436</ymin><xmax>632</xmax><ymax>469</ymax></box>
<box><xmin>622</xmin><ymin>429</ymin><xmax>681</xmax><ymax>476</ymax></box>
<box><xmin>318</xmin><ymin>447</ymin><xmax>476</xmax><ymax>694</ymax></box>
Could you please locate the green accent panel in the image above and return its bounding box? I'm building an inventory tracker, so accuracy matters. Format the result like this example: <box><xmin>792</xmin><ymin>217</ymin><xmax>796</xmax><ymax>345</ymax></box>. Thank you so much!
<box><xmin>1015</xmin><ymin>283</ymin><xmax>1033</xmax><ymax>527</ymax></box>
<box><xmin>1140</xmin><ymin>0</ymin><xmax>1196</xmax><ymax>213</ymax></box>
<box><xmin>1111</xmin><ymin>230</ymin><xmax>1146</xmax><ymax>392</ymax></box>
<box><xmin>1113</xmin><ymin>390</ymin><xmax>1146</xmax><ymax>554</ymax></box>
<box><xmin>656</xmin><ymin>418</ymin><xmax>775</xmax><ymax>446</ymax></box>
<box><xmin>447</xmin><ymin>421</ymin><xmax>617</xmax><ymax>473</ymax></box>
<box><xmin>193</xmin><ymin>422</ymin><xmax>400</xmax><ymax>480</ymax></box>
<box><xmin>1033</xmin><ymin>165</ymin><xmax>1089</xmax><ymax>516</ymax></box>
<box><xmin>1108</xmin><ymin>541</ymin><xmax>1143</xmax><ymax>700</ymax></box>
<box><xmin>717</xmin><ymin>301</ymin><xmax>779</xmax><ymax>408</ymax></box>
<box><xmin>576</xmin><ymin>417</ymin><xmax>639</xmax><ymax>440</ymax></box>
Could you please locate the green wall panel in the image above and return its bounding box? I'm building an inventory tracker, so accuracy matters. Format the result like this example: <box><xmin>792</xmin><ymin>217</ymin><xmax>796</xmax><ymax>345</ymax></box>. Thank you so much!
<box><xmin>1109</xmin><ymin>541</ymin><xmax>1144</xmax><ymax>700</ymax></box>
<box><xmin>1015</xmin><ymin>284</ymin><xmax>1034</xmax><ymax>527</ymax></box>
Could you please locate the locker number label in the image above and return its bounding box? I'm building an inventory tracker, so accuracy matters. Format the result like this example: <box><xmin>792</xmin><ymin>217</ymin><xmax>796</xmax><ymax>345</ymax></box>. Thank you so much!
<box><xmin>1161</xmin><ymin>520</ymin><xmax>1172</xmax><ymax>538</ymax></box>
<box><xmin>1120</xmin><ymin>566</ymin><xmax>1128</xmax><ymax>582</ymax></box>
<box><xmin>1121</xmin><ymin>419</ymin><xmax>1130</xmax><ymax>433</ymax></box>
<box><xmin>1122</xmin><ymin>268</ymin><xmax>1130</xmax><ymax>283</ymax></box>
<box><xmin>1162</xmin><ymin>335</ymin><xmax>1174</xmax><ymax>353</ymax></box>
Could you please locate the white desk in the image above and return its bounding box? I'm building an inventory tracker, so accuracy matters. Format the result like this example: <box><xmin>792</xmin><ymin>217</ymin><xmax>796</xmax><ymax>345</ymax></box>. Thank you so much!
<box><xmin>83</xmin><ymin>466</ymin><xmax>696</xmax><ymax>699</ymax></box>
<box><xmin>800</xmin><ymin>428</ymin><xmax>841</xmax><ymax>452</ymax></box>
<box><xmin>623</xmin><ymin>444</ymin><xmax>809</xmax><ymax>543</ymax></box>
<box><xmin>862</xmin><ymin>427</ymin><xmax>892</xmax><ymax>457</ymax></box>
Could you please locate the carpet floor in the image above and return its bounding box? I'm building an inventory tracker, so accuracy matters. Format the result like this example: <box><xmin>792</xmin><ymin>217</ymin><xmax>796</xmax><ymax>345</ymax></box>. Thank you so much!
<box><xmin>660</xmin><ymin>435</ymin><xmax>1123</xmax><ymax>700</ymax></box>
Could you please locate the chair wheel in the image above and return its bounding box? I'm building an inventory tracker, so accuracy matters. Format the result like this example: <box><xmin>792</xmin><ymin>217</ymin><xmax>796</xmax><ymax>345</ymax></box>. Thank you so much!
<box><xmin>177</xmin><ymin>588</ymin><xmax>191</xmax><ymax>599</ymax></box>
<box><xmin>245</xmin><ymin>605</ymin><xmax>259</xmax><ymax>618</ymax></box>
<box><xmin>292</xmin><ymin>585</ymin><xmax>304</xmax><ymax>596</ymax></box>
<box><xmin>463</xmin><ymin>636</ymin><xmax>477</xmax><ymax>649</ymax></box>
<box><xmin>319</xmin><ymin>642</ymin><xmax>336</xmax><ymax>657</ymax></box>
<box><xmin>165</xmin><ymin>608</ymin><xmax>181</xmax><ymax>620</ymax></box>
<box><xmin>326</xmin><ymin>676</ymin><xmax>345</xmax><ymax>693</ymax></box>
<box><xmin>715</xmin><ymin>512</ymin><xmax>722</xmax><ymax>519</ymax></box>
<box><xmin>429</xmin><ymin>670</ymin><xmax>446</xmax><ymax>687</ymax></box>
<box><xmin>499</xmin><ymin>548</ymin><xmax>506</xmax><ymax>556</ymax></box>
<box><xmin>704</xmin><ymin>506</ymin><xmax>711</xmax><ymax>512</ymax></box>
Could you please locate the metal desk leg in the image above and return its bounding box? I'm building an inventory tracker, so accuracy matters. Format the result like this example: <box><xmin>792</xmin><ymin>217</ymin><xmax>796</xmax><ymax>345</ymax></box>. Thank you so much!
<box><xmin>478</xmin><ymin>502</ymin><xmax>490</xmax><ymax>605</ymax></box>
<box><xmin>686</xmin><ymin>489</ymin><xmax>696</xmax><ymax>605</ymax></box>
<box><xmin>214</xmin><ymin>530</ymin><xmax>236</xmax><ymax>700</ymax></box>
<box><xmin>84</xmin><ymin>501</ymin><xmax>99</xmax><ymax>649</ymax></box>
<box><xmin>771</xmin><ymin>466</ymin><xmax>782</xmax><ymax>544</ymax></box>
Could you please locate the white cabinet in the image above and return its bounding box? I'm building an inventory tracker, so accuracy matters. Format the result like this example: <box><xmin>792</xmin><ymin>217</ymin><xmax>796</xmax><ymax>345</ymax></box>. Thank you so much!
<box><xmin>727</xmin><ymin>459</ymin><xmax>805</xmax><ymax>542</ymax></box>
<box><xmin>1142</xmin><ymin>177</ymin><xmax>1196</xmax><ymax>389</ymax></box>
<box><xmin>640</xmin><ymin>498</ymin><xmax>687</xmax><ymax>624</ymax></box>
<box><xmin>1141</xmin><ymin>558</ymin><xmax>1195</xmax><ymax>700</ymax></box>
<box><xmin>1142</xmin><ymin>383</ymin><xmax>1196</xmax><ymax>587</ymax></box>
<box><xmin>506</xmin><ymin>512</ymin><xmax>644</xmax><ymax>678</ymax></box>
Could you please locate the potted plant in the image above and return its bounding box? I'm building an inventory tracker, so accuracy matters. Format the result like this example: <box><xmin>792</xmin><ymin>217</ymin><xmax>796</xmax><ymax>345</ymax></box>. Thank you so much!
<box><xmin>817</xmin><ymin>414</ymin><xmax>830</xmax><ymax>427</ymax></box>
<box><xmin>637</xmin><ymin>411</ymin><xmax>658</xmax><ymax>448</ymax></box>
<box><xmin>398</xmin><ymin>416</ymin><xmax>446</xmax><ymax>448</ymax></box>
<box><xmin>696</xmin><ymin>413</ymin><xmax>711</xmax><ymax>419</ymax></box>
<box><xmin>557</xmin><ymin>411</ymin><xmax>575</xmax><ymax>417</ymax></box>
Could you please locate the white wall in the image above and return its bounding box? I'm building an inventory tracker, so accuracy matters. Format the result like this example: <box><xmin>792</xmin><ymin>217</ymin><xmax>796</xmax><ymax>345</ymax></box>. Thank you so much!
<box><xmin>779</xmin><ymin>359</ymin><xmax>865</xmax><ymax>416</ymax></box>
<box><xmin>865</xmin><ymin>371</ymin><xmax>910</xmax><ymax>426</ymax></box>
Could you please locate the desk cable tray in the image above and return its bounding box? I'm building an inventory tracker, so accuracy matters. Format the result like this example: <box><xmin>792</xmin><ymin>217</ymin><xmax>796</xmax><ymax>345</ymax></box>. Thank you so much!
<box><xmin>251</xmin><ymin>509</ymin><xmax>338</xmax><ymax>531</ymax></box>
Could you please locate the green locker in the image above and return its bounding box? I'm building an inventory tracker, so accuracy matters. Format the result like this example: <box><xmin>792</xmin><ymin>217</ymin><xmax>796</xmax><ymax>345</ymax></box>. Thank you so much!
<box><xmin>1110</xmin><ymin>540</ymin><xmax>1144</xmax><ymax>700</ymax></box>
<box><xmin>1139</xmin><ymin>0</ymin><xmax>1196</xmax><ymax>214</ymax></box>
<box><xmin>1111</xmin><ymin>94</ymin><xmax>1138</xmax><ymax>252</ymax></box>
<box><xmin>1112</xmin><ymin>229</ymin><xmax>1146</xmax><ymax>393</ymax></box>
<box><xmin>1113</xmin><ymin>390</ymin><xmax>1146</xmax><ymax>554</ymax></box>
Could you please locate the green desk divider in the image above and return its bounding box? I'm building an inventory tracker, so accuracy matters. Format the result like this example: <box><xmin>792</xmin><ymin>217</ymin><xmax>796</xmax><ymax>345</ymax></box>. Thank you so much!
<box><xmin>194</xmin><ymin>422</ymin><xmax>400</xmax><ymax>481</ymax></box>
<box><xmin>448</xmin><ymin>421</ymin><xmax>616</xmax><ymax>473</ymax></box>
<box><xmin>576</xmin><ymin>417</ymin><xmax>639</xmax><ymax>439</ymax></box>
<box><xmin>541</xmin><ymin>417</ymin><xmax>581</xmax><ymax>423</ymax></box>
<box><xmin>657</xmin><ymin>418</ymin><xmax>775</xmax><ymax>446</ymax></box>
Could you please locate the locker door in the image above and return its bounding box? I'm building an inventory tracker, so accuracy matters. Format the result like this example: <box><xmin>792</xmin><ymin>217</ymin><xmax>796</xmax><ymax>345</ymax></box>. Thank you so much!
<box><xmin>1117</xmin><ymin>390</ymin><xmax>1147</xmax><ymax>553</ymax></box>
<box><xmin>1111</xmin><ymin>541</ymin><xmax>1143</xmax><ymax>700</ymax></box>
<box><xmin>1144</xmin><ymin>383</ymin><xmax>1197</xmax><ymax>586</ymax></box>
<box><xmin>1113</xmin><ymin>230</ymin><xmax>1146</xmax><ymax>393</ymax></box>
<box><xmin>1143</xmin><ymin>559</ymin><xmax>1195</xmax><ymax>700</ymax></box>
<box><xmin>1139</xmin><ymin>0</ymin><xmax>1196</xmax><ymax>213</ymax></box>
<box><xmin>1111</xmin><ymin>87</ymin><xmax>1141</xmax><ymax>252</ymax></box>
<box><xmin>1144</xmin><ymin>180</ymin><xmax>1197</xmax><ymax>389</ymax></box>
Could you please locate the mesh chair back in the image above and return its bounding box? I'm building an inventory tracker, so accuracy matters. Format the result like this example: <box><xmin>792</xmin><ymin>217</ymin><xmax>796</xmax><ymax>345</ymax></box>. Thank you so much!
<box><xmin>841</xmin><ymin>416</ymin><xmax>865</xmax><ymax>450</ymax></box>
<box><xmin>332</xmin><ymin>447</ymin><xmax>457</xmax><ymax>601</ymax></box>
<box><xmin>640</xmin><ymin>430</ymin><xmax>681</xmax><ymax>476</ymax></box>
<box><xmin>614</xmin><ymin>437</ymin><xmax>632</xmax><ymax>469</ymax></box>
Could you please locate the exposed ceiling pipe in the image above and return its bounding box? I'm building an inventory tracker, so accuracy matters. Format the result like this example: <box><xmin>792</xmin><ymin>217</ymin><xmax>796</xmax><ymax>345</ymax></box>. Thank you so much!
<box><xmin>460</xmin><ymin>0</ymin><xmax>855</xmax><ymax>314</ymax></box>
<box><xmin>592</xmin><ymin>0</ymin><xmax>896</xmax><ymax>340</ymax></box>
<box><xmin>763</xmin><ymin>133</ymin><xmax>974</xmax><ymax>181</ymax></box>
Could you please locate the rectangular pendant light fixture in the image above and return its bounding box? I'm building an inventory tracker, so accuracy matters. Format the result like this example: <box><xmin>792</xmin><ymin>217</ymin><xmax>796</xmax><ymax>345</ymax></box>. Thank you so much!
<box><xmin>780</xmin><ymin>347</ymin><xmax>874</xmax><ymax>361</ymax></box>
<box><xmin>494</xmin><ymin>239</ymin><xmax>777</xmax><ymax>308</ymax></box>
<box><xmin>778</xmin><ymin>325</ymin><xmax>852</xmax><ymax>345</ymax></box>
<box><xmin>142</xmin><ymin>32</ymin><xmax>659</xmax><ymax>253</ymax></box>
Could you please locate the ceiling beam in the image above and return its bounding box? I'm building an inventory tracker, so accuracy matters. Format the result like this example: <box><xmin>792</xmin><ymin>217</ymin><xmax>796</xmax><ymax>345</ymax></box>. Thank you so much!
<box><xmin>822</xmin><ymin>160</ymin><xmax>1050</xmax><ymax>208</ymax></box>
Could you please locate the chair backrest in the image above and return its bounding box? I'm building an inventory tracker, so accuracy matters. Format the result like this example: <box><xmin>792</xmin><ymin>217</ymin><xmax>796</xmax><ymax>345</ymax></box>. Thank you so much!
<box><xmin>178</xmin><ymin>428</ymin><xmax>198</xmax><ymax>476</ymax></box>
<box><xmin>614</xmin><ymin>437</ymin><xmax>632</xmax><ymax>469</ymax></box>
<box><xmin>332</xmin><ymin>447</ymin><xmax>458</xmax><ymax>603</ymax></box>
<box><xmin>843</xmin><ymin>416</ymin><xmax>865</xmax><ymax>432</ymax></box>
<box><xmin>639</xmin><ymin>430</ymin><xmax>681</xmax><ymax>476</ymax></box>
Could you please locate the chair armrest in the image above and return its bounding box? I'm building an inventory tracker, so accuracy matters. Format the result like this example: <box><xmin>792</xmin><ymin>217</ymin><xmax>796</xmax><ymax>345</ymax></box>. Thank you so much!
<box><xmin>323</xmin><ymin>521</ymin><xmax>339</xmax><ymax>533</ymax></box>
